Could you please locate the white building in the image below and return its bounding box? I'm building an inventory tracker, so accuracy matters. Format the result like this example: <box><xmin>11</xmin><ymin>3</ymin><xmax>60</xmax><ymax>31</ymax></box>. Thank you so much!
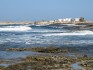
<box><xmin>62</xmin><ymin>18</ymin><xmax>72</xmax><ymax>22</ymax></box>
<box><xmin>57</xmin><ymin>18</ymin><xmax>72</xmax><ymax>22</ymax></box>
<box><xmin>74</xmin><ymin>18</ymin><xmax>80</xmax><ymax>22</ymax></box>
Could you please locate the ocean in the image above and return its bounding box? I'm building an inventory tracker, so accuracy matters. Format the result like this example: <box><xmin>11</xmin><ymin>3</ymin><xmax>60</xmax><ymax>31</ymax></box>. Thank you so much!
<box><xmin>0</xmin><ymin>23</ymin><xmax>93</xmax><ymax>66</ymax></box>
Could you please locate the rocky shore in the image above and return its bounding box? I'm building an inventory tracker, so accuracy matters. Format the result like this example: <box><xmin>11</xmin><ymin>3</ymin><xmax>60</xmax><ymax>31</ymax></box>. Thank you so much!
<box><xmin>80</xmin><ymin>60</ymin><xmax>93</xmax><ymax>70</ymax></box>
<box><xmin>0</xmin><ymin>47</ymin><xmax>93</xmax><ymax>70</ymax></box>
<box><xmin>1</xmin><ymin>54</ymin><xmax>93</xmax><ymax>70</ymax></box>
<box><xmin>6</xmin><ymin>46</ymin><xmax>93</xmax><ymax>53</ymax></box>
<box><xmin>6</xmin><ymin>47</ymin><xmax>68</xmax><ymax>53</ymax></box>
<box><xmin>0</xmin><ymin>22</ymin><xmax>34</xmax><ymax>25</ymax></box>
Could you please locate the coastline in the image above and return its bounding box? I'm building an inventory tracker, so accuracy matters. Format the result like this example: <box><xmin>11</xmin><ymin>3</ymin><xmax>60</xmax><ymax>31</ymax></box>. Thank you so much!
<box><xmin>0</xmin><ymin>21</ymin><xmax>93</xmax><ymax>25</ymax></box>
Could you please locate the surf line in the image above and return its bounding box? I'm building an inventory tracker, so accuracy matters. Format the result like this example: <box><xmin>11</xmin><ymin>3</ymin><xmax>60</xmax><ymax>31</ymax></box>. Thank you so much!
<box><xmin>0</xmin><ymin>26</ymin><xmax>32</xmax><ymax>31</ymax></box>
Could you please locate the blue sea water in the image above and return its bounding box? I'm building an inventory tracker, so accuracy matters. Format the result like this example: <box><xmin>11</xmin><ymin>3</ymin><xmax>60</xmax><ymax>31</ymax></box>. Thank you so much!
<box><xmin>0</xmin><ymin>23</ymin><xmax>93</xmax><ymax>60</ymax></box>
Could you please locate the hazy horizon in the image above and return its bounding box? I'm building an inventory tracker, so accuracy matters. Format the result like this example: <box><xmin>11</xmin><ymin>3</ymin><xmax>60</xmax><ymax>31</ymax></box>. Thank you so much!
<box><xmin>0</xmin><ymin>0</ymin><xmax>93</xmax><ymax>21</ymax></box>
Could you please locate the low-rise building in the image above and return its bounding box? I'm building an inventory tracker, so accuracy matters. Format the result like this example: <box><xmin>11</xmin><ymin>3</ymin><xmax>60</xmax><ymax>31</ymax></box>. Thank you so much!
<box><xmin>57</xmin><ymin>18</ymin><xmax>72</xmax><ymax>22</ymax></box>
<box><xmin>74</xmin><ymin>18</ymin><xmax>80</xmax><ymax>22</ymax></box>
<box><xmin>62</xmin><ymin>18</ymin><xmax>72</xmax><ymax>22</ymax></box>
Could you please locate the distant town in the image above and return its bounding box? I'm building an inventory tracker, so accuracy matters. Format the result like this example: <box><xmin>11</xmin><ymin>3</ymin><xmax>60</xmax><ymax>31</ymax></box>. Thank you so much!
<box><xmin>35</xmin><ymin>17</ymin><xmax>93</xmax><ymax>25</ymax></box>
<box><xmin>0</xmin><ymin>17</ymin><xmax>93</xmax><ymax>25</ymax></box>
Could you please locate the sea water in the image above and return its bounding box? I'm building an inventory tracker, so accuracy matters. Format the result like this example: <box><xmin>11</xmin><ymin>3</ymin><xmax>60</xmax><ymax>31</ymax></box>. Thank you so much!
<box><xmin>0</xmin><ymin>23</ymin><xmax>93</xmax><ymax>60</ymax></box>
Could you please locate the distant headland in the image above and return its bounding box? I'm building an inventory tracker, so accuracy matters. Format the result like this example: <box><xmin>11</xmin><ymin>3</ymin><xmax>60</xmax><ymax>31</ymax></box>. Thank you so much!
<box><xmin>0</xmin><ymin>17</ymin><xmax>93</xmax><ymax>25</ymax></box>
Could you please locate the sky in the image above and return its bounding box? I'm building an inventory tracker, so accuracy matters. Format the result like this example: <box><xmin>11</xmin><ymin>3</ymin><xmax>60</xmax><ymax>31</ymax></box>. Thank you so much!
<box><xmin>0</xmin><ymin>0</ymin><xmax>93</xmax><ymax>21</ymax></box>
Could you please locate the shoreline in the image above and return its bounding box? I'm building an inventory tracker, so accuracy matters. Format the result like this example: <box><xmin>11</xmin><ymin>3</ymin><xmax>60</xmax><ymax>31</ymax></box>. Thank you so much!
<box><xmin>0</xmin><ymin>21</ymin><xmax>93</xmax><ymax>25</ymax></box>
<box><xmin>0</xmin><ymin>47</ymin><xmax>93</xmax><ymax>70</ymax></box>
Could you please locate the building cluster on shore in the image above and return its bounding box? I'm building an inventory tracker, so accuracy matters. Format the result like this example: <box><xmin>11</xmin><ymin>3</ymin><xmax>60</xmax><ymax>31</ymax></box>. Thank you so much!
<box><xmin>35</xmin><ymin>17</ymin><xmax>88</xmax><ymax>25</ymax></box>
<box><xmin>56</xmin><ymin>18</ymin><xmax>83</xmax><ymax>22</ymax></box>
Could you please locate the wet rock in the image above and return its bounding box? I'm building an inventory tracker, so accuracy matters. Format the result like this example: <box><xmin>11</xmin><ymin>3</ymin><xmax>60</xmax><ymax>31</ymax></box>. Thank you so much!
<box><xmin>6</xmin><ymin>47</ymin><xmax>69</xmax><ymax>53</ymax></box>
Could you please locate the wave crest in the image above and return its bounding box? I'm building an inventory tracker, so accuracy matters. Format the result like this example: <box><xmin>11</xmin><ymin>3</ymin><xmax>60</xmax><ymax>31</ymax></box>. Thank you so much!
<box><xmin>0</xmin><ymin>26</ymin><xmax>32</xmax><ymax>31</ymax></box>
<box><xmin>43</xmin><ymin>30</ymin><xmax>93</xmax><ymax>36</ymax></box>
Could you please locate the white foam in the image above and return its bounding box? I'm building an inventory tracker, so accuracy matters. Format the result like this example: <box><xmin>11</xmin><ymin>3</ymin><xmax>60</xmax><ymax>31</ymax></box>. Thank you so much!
<box><xmin>43</xmin><ymin>30</ymin><xmax>93</xmax><ymax>36</ymax></box>
<box><xmin>31</xmin><ymin>29</ymin><xmax>66</xmax><ymax>33</ymax></box>
<box><xmin>62</xmin><ymin>24</ymin><xmax>82</xmax><ymax>26</ymax></box>
<box><xmin>0</xmin><ymin>26</ymin><xmax>32</xmax><ymax>31</ymax></box>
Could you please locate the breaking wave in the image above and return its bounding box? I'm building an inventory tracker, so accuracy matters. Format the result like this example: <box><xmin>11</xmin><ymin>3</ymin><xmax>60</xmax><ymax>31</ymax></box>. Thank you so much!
<box><xmin>0</xmin><ymin>26</ymin><xmax>32</xmax><ymax>32</ymax></box>
<box><xmin>43</xmin><ymin>30</ymin><xmax>93</xmax><ymax>36</ymax></box>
